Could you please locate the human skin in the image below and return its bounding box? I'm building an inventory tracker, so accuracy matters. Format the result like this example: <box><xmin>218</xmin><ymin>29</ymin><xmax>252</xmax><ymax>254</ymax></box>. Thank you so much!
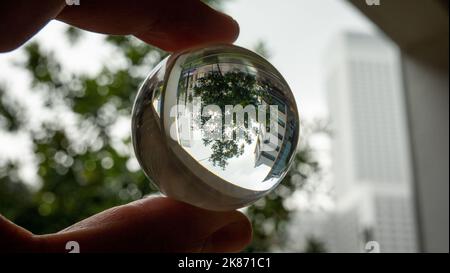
<box><xmin>0</xmin><ymin>0</ymin><xmax>252</xmax><ymax>253</ymax></box>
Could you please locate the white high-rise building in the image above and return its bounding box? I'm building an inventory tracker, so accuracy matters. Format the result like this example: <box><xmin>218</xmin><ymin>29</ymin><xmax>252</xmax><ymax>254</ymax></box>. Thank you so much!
<box><xmin>317</xmin><ymin>32</ymin><xmax>418</xmax><ymax>253</ymax></box>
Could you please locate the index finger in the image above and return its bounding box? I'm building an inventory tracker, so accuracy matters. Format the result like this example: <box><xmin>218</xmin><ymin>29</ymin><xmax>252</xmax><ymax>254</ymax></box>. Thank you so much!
<box><xmin>56</xmin><ymin>0</ymin><xmax>240</xmax><ymax>51</ymax></box>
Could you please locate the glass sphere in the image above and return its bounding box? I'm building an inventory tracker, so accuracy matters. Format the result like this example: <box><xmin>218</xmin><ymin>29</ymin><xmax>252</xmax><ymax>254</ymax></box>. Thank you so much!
<box><xmin>131</xmin><ymin>44</ymin><xmax>299</xmax><ymax>211</ymax></box>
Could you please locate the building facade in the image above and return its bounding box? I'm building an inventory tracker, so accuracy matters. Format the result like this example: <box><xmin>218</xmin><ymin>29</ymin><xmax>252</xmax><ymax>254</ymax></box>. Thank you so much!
<box><xmin>317</xmin><ymin>32</ymin><xmax>419</xmax><ymax>252</ymax></box>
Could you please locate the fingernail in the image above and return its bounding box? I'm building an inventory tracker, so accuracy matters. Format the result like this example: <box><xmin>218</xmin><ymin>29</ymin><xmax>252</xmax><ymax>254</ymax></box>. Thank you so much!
<box><xmin>217</xmin><ymin>12</ymin><xmax>240</xmax><ymax>42</ymax></box>
<box><xmin>231</xmin><ymin>18</ymin><xmax>240</xmax><ymax>41</ymax></box>
<box><xmin>202</xmin><ymin>219</ymin><xmax>252</xmax><ymax>253</ymax></box>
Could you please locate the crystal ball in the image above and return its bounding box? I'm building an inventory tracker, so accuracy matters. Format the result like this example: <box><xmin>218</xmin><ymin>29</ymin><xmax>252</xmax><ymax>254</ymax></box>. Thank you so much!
<box><xmin>131</xmin><ymin>44</ymin><xmax>299</xmax><ymax>211</ymax></box>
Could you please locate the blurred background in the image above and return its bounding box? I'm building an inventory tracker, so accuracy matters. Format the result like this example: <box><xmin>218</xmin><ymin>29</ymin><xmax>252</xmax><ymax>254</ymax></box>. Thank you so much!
<box><xmin>0</xmin><ymin>0</ymin><xmax>448</xmax><ymax>252</ymax></box>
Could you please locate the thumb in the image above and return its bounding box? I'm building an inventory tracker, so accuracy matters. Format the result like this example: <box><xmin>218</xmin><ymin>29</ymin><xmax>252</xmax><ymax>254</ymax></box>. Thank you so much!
<box><xmin>33</xmin><ymin>197</ymin><xmax>252</xmax><ymax>253</ymax></box>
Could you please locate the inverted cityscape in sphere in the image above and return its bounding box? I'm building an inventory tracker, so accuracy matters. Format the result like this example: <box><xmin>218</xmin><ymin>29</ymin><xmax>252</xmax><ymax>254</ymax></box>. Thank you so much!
<box><xmin>131</xmin><ymin>44</ymin><xmax>299</xmax><ymax>210</ymax></box>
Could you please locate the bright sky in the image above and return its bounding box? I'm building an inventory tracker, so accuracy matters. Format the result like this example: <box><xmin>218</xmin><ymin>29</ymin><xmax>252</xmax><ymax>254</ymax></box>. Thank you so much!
<box><xmin>0</xmin><ymin>0</ymin><xmax>376</xmax><ymax>119</ymax></box>
<box><xmin>225</xmin><ymin>0</ymin><xmax>376</xmax><ymax>119</ymax></box>
<box><xmin>0</xmin><ymin>0</ymin><xmax>376</xmax><ymax>196</ymax></box>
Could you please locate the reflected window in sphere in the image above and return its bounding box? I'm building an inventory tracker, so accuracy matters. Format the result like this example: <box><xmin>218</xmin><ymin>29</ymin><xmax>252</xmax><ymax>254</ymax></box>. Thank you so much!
<box><xmin>132</xmin><ymin>44</ymin><xmax>299</xmax><ymax>211</ymax></box>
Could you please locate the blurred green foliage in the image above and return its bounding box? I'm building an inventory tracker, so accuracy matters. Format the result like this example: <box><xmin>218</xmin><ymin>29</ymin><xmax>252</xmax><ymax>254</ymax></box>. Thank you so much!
<box><xmin>0</xmin><ymin>35</ymin><xmax>160</xmax><ymax>233</ymax></box>
<box><xmin>0</xmin><ymin>0</ymin><xmax>321</xmax><ymax>252</ymax></box>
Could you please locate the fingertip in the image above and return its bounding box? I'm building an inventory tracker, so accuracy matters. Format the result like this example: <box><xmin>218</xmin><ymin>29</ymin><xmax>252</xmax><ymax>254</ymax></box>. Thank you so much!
<box><xmin>135</xmin><ymin>1</ymin><xmax>240</xmax><ymax>52</ymax></box>
<box><xmin>213</xmin><ymin>11</ymin><xmax>240</xmax><ymax>44</ymax></box>
<box><xmin>33</xmin><ymin>196</ymin><xmax>252</xmax><ymax>252</ymax></box>
<box><xmin>132</xmin><ymin>196</ymin><xmax>252</xmax><ymax>252</ymax></box>
<box><xmin>202</xmin><ymin>212</ymin><xmax>253</xmax><ymax>253</ymax></box>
